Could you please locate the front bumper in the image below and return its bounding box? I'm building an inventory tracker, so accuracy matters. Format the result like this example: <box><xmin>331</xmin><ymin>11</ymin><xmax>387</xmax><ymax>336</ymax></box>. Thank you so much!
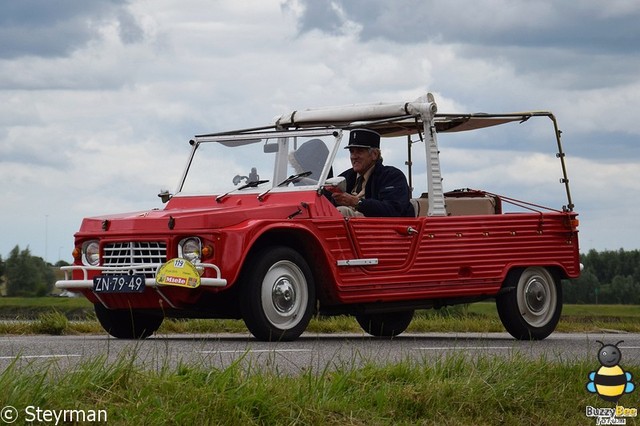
<box><xmin>55</xmin><ymin>263</ymin><xmax>228</xmax><ymax>290</ymax></box>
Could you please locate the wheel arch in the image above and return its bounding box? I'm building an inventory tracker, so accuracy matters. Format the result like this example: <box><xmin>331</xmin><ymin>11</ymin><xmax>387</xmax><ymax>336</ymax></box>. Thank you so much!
<box><xmin>501</xmin><ymin>263</ymin><xmax>568</xmax><ymax>289</ymax></box>
<box><xmin>239</xmin><ymin>226</ymin><xmax>335</xmax><ymax>306</ymax></box>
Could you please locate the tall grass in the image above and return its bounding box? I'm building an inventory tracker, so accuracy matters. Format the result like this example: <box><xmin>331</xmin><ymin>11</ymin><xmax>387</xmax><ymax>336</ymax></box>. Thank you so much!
<box><xmin>0</xmin><ymin>350</ymin><xmax>624</xmax><ymax>425</ymax></box>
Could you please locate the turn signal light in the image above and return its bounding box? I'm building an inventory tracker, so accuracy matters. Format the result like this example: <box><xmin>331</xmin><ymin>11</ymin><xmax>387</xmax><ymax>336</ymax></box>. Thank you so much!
<box><xmin>72</xmin><ymin>247</ymin><xmax>81</xmax><ymax>261</ymax></box>
<box><xmin>202</xmin><ymin>245</ymin><xmax>214</xmax><ymax>258</ymax></box>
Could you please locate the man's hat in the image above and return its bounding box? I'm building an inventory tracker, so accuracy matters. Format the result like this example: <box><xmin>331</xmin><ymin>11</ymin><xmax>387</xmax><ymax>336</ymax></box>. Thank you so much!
<box><xmin>345</xmin><ymin>128</ymin><xmax>380</xmax><ymax>149</ymax></box>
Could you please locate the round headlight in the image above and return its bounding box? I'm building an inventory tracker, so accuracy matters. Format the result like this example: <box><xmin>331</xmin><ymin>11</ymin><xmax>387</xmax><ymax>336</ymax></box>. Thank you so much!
<box><xmin>83</xmin><ymin>241</ymin><xmax>100</xmax><ymax>266</ymax></box>
<box><xmin>180</xmin><ymin>237</ymin><xmax>201</xmax><ymax>263</ymax></box>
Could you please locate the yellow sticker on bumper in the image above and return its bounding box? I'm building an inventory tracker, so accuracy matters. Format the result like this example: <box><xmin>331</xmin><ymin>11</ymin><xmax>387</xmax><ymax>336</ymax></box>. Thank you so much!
<box><xmin>156</xmin><ymin>258</ymin><xmax>201</xmax><ymax>288</ymax></box>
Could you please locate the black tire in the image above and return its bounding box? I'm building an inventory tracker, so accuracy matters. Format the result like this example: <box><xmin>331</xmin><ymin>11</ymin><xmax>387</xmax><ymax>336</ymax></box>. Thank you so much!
<box><xmin>496</xmin><ymin>266</ymin><xmax>562</xmax><ymax>340</ymax></box>
<box><xmin>240</xmin><ymin>246</ymin><xmax>315</xmax><ymax>341</ymax></box>
<box><xmin>94</xmin><ymin>304</ymin><xmax>163</xmax><ymax>339</ymax></box>
<box><xmin>356</xmin><ymin>310</ymin><xmax>414</xmax><ymax>338</ymax></box>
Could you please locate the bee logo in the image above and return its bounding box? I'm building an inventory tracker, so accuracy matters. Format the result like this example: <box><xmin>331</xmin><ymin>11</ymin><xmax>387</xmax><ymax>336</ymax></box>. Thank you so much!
<box><xmin>586</xmin><ymin>340</ymin><xmax>635</xmax><ymax>403</ymax></box>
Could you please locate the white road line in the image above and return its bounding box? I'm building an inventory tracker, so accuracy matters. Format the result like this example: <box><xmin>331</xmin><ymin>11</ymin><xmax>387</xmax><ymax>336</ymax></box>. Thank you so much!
<box><xmin>0</xmin><ymin>354</ymin><xmax>82</xmax><ymax>360</ymax></box>
<box><xmin>414</xmin><ymin>346</ymin><xmax>511</xmax><ymax>351</ymax></box>
<box><xmin>199</xmin><ymin>349</ymin><xmax>313</xmax><ymax>354</ymax></box>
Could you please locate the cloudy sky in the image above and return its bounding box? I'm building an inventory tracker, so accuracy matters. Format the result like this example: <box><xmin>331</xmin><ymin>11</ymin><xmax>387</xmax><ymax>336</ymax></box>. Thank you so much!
<box><xmin>1</xmin><ymin>0</ymin><xmax>639</xmax><ymax>262</ymax></box>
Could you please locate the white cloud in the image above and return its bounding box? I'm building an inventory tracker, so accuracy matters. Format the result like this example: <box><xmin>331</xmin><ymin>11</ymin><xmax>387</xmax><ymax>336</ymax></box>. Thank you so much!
<box><xmin>1</xmin><ymin>0</ymin><xmax>638</xmax><ymax>261</ymax></box>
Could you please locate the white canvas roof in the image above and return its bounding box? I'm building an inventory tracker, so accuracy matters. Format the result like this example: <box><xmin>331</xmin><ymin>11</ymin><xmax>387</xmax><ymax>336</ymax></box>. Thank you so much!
<box><xmin>274</xmin><ymin>94</ymin><xmax>553</xmax><ymax>137</ymax></box>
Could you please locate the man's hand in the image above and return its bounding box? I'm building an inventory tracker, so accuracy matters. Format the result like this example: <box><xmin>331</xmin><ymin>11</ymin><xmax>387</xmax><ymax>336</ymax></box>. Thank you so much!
<box><xmin>333</xmin><ymin>192</ymin><xmax>360</xmax><ymax>208</ymax></box>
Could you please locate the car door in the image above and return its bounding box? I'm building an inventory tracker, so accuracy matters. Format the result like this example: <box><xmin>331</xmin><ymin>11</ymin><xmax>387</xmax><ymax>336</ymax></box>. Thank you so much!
<box><xmin>342</xmin><ymin>216</ymin><xmax>422</xmax><ymax>272</ymax></box>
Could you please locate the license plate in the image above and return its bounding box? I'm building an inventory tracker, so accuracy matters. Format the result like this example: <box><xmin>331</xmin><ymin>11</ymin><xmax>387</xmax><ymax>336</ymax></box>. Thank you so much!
<box><xmin>93</xmin><ymin>274</ymin><xmax>146</xmax><ymax>293</ymax></box>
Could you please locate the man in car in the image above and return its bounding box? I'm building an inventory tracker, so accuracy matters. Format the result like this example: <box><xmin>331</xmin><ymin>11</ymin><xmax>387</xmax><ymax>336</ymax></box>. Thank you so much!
<box><xmin>333</xmin><ymin>128</ymin><xmax>414</xmax><ymax>217</ymax></box>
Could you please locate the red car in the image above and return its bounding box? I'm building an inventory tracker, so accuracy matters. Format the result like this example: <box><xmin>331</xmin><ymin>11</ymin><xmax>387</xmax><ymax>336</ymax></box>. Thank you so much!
<box><xmin>57</xmin><ymin>93</ymin><xmax>580</xmax><ymax>341</ymax></box>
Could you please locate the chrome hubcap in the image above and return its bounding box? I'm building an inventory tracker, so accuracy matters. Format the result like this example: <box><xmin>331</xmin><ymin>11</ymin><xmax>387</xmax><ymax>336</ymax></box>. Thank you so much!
<box><xmin>524</xmin><ymin>279</ymin><xmax>547</xmax><ymax>313</ymax></box>
<box><xmin>272</xmin><ymin>278</ymin><xmax>296</xmax><ymax>313</ymax></box>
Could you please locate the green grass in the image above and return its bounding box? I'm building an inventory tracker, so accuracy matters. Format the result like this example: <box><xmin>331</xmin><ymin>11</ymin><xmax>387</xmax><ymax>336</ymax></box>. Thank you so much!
<box><xmin>0</xmin><ymin>296</ymin><xmax>92</xmax><ymax>309</ymax></box>
<box><xmin>2</xmin><ymin>299</ymin><xmax>637</xmax><ymax>424</ymax></box>
<box><xmin>1</xmin><ymin>297</ymin><xmax>640</xmax><ymax>335</ymax></box>
<box><xmin>0</xmin><ymin>296</ymin><xmax>94</xmax><ymax>320</ymax></box>
<box><xmin>0</xmin><ymin>350</ymin><xmax>628</xmax><ymax>425</ymax></box>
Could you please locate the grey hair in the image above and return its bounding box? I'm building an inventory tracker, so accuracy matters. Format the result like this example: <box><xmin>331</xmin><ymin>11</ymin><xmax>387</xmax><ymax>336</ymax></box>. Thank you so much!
<box><xmin>369</xmin><ymin>148</ymin><xmax>382</xmax><ymax>162</ymax></box>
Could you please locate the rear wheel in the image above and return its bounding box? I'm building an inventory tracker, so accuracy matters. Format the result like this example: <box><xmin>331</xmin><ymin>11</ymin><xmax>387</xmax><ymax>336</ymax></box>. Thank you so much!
<box><xmin>356</xmin><ymin>310</ymin><xmax>414</xmax><ymax>337</ymax></box>
<box><xmin>496</xmin><ymin>267</ymin><xmax>562</xmax><ymax>340</ymax></box>
<box><xmin>94</xmin><ymin>304</ymin><xmax>163</xmax><ymax>339</ymax></box>
<box><xmin>240</xmin><ymin>246</ymin><xmax>315</xmax><ymax>341</ymax></box>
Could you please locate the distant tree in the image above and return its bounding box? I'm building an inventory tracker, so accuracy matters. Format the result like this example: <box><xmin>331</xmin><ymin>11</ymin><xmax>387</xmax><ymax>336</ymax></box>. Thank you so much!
<box><xmin>0</xmin><ymin>254</ymin><xmax>4</xmax><ymax>295</ymax></box>
<box><xmin>5</xmin><ymin>245</ymin><xmax>55</xmax><ymax>297</ymax></box>
<box><xmin>603</xmin><ymin>275</ymin><xmax>639</xmax><ymax>305</ymax></box>
<box><xmin>564</xmin><ymin>269</ymin><xmax>600</xmax><ymax>304</ymax></box>
<box><xmin>55</xmin><ymin>260</ymin><xmax>70</xmax><ymax>267</ymax></box>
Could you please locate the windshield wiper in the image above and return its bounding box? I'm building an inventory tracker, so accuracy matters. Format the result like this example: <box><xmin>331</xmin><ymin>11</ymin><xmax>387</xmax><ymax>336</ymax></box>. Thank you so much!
<box><xmin>277</xmin><ymin>171</ymin><xmax>313</xmax><ymax>187</ymax></box>
<box><xmin>257</xmin><ymin>171</ymin><xmax>313</xmax><ymax>202</ymax></box>
<box><xmin>216</xmin><ymin>179</ymin><xmax>269</xmax><ymax>203</ymax></box>
<box><xmin>239</xmin><ymin>179</ymin><xmax>270</xmax><ymax>190</ymax></box>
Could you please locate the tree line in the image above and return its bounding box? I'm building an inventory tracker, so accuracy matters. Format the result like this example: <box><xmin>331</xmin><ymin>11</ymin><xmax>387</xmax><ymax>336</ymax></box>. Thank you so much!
<box><xmin>1</xmin><ymin>245</ymin><xmax>639</xmax><ymax>302</ymax></box>
<box><xmin>563</xmin><ymin>249</ymin><xmax>640</xmax><ymax>304</ymax></box>
<box><xmin>0</xmin><ymin>245</ymin><xmax>68</xmax><ymax>297</ymax></box>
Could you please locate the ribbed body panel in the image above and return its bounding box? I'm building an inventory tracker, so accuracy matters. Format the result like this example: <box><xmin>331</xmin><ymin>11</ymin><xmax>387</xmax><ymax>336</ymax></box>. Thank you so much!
<box><xmin>319</xmin><ymin>212</ymin><xmax>579</xmax><ymax>303</ymax></box>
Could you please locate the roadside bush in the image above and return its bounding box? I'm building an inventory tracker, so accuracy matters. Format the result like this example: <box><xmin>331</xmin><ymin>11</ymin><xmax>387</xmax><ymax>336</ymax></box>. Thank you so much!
<box><xmin>35</xmin><ymin>311</ymin><xmax>69</xmax><ymax>335</ymax></box>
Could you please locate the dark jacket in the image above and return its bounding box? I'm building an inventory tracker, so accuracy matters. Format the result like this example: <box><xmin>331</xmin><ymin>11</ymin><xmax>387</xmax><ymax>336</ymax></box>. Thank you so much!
<box><xmin>339</xmin><ymin>160</ymin><xmax>414</xmax><ymax>217</ymax></box>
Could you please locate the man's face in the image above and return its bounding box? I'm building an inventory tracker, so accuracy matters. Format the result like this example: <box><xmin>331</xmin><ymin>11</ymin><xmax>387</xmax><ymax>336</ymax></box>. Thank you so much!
<box><xmin>349</xmin><ymin>147</ymin><xmax>376</xmax><ymax>174</ymax></box>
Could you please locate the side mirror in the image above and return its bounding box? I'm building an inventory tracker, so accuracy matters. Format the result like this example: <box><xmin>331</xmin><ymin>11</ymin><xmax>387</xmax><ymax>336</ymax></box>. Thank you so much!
<box><xmin>263</xmin><ymin>143</ymin><xmax>279</xmax><ymax>153</ymax></box>
<box><xmin>158</xmin><ymin>189</ymin><xmax>172</xmax><ymax>203</ymax></box>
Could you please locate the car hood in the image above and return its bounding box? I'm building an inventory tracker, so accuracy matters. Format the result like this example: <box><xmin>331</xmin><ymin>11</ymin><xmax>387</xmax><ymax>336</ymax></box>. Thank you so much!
<box><xmin>77</xmin><ymin>193</ymin><xmax>319</xmax><ymax>234</ymax></box>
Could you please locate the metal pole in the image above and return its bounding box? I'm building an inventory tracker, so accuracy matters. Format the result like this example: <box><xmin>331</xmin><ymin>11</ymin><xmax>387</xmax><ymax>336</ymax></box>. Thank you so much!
<box><xmin>406</xmin><ymin>134</ymin><xmax>413</xmax><ymax>196</ymax></box>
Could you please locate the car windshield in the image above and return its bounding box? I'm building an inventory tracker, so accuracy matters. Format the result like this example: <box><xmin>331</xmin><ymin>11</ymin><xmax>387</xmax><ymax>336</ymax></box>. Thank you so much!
<box><xmin>178</xmin><ymin>132</ymin><xmax>339</xmax><ymax>195</ymax></box>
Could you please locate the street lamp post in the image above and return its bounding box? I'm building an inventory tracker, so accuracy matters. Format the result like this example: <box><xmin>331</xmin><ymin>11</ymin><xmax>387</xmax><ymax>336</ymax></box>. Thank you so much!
<box><xmin>45</xmin><ymin>214</ymin><xmax>49</xmax><ymax>264</ymax></box>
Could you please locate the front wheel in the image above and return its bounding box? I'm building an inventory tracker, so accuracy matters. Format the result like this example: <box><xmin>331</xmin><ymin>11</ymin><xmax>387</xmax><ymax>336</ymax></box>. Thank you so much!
<box><xmin>356</xmin><ymin>310</ymin><xmax>414</xmax><ymax>338</ymax></box>
<box><xmin>94</xmin><ymin>304</ymin><xmax>163</xmax><ymax>339</ymax></box>
<box><xmin>240</xmin><ymin>246</ymin><xmax>315</xmax><ymax>341</ymax></box>
<box><xmin>496</xmin><ymin>267</ymin><xmax>562</xmax><ymax>340</ymax></box>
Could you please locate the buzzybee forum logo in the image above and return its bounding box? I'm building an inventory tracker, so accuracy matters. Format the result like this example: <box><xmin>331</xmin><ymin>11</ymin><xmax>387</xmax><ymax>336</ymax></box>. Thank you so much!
<box><xmin>585</xmin><ymin>340</ymin><xmax>637</xmax><ymax>424</ymax></box>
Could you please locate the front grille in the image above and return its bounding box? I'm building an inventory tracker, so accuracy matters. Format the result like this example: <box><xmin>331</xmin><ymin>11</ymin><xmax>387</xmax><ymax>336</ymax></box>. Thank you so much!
<box><xmin>102</xmin><ymin>241</ymin><xmax>167</xmax><ymax>278</ymax></box>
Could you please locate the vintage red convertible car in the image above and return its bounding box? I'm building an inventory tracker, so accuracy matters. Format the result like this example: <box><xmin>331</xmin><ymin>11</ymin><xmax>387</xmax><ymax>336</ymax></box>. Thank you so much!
<box><xmin>56</xmin><ymin>93</ymin><xmax>580</xmax><ymax>341</ymax></box>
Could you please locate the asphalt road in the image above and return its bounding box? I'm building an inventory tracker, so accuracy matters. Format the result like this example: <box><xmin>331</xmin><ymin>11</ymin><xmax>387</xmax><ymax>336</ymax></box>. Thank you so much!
<box><xmin>3</xmin><ymin>332</ymin><xmax>640</xmax><ymax>374</ymax></box>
